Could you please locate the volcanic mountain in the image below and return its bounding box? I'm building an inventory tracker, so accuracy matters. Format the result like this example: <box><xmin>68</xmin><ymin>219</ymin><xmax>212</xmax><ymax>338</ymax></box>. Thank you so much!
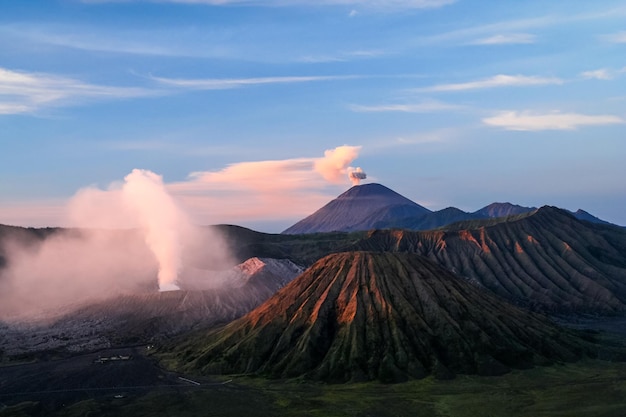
<box><xmin>350</xmin><ymin>207</ymin><xmax>626</xmax><ymax>314</ymax></box>
<box><xmin>282</xmin><ymin>183</ymin><xmax>431</xmax><ymax>234</ymax></box>
<box><xmin>171</xmin><ymin>252</ymin><xmax>592</xmax><ymax>383</ymax></box>
<box><xmin>282</xmin><ymin>183</ymin><xmax>618</xmax><ymax>234</ymax></box>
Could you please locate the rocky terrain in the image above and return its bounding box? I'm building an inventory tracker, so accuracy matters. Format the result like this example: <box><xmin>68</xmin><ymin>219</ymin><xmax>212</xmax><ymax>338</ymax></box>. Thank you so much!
<box><xmin>0</xmin><ymin>257</ymin><xmax>303</xmax><ymax>357</ymax></box>
<box><xmin>169</xmin><ymin>252</ymin><xmax>597</xmax><ymax>383</ymax></box>
<box><xmin>349</xmin><ymin>207</ymin><xmax>626</xmax><ymax>313</ymax></box>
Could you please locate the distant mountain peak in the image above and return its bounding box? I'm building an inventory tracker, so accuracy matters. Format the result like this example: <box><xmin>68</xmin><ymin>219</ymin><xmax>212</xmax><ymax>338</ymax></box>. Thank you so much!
<box><xmin>283</xmin><ymin>183</ymin><xmax>431</xmax><ymax>234</ymax></box>
<box><xmin>474</xmin><ymin>202</ymin><xmax>536</xmax><ymax>218</ymax></box>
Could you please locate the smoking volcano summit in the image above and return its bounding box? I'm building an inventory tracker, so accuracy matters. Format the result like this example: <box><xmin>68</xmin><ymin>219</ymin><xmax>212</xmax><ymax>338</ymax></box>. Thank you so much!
<box><xmin>283</xmin><ymin>183</ymin><xmax>432</xmax><ymax>234</ymax></box>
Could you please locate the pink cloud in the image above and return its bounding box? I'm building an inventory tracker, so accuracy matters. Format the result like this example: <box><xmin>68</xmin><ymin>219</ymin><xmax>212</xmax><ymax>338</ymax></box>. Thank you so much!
<box><xmin>0</xmin><ymin>145</ymin><xmax>364</xmax><ymax>231</ymax></box>
<box><xmin>0</xmin><ymin>200</ymin><xmax>67</xmax><ymax>227</ymax></box>
<box><xmin>168</xmin><ymin>145</ymin><xmax>363</xmax><ymax>226</ymax></box>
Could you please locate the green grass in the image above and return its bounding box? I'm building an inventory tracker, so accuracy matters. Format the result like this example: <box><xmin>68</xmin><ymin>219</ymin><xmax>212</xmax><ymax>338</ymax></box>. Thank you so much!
<box><xmin>4</xmin><ymin>360</ymin><xmax>626</xmax><ymax>417</ymax></box>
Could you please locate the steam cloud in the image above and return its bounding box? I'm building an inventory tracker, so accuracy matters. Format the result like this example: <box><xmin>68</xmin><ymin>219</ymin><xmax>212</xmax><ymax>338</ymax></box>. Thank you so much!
<box><xmin>0</xmin><ymin>145</ymin><xmax>366</xmax><ymax>318</ymax></box>
<box><xmin>313</xmin><ymin>145</ymin><xmax>362</xmax><ymax>183</ymax></box>
<box><xmin>0</xmin><ymin>168</ymin><xmax>233</xmax><ymax>319</ymax></box>
<box><xmin>348</xmin><ymin>167</ymin><xmax>367</xmax><ymax>185</ymax></box>
<box><xmin>122</xmin><ymin>169</ymin><xmax>185</xmax><ymax>291</ymax></box>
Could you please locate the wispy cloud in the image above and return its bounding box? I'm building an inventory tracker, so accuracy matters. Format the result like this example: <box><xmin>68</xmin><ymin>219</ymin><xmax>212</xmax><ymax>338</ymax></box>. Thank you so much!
<box><xmin>151</xmin><ymin>74</ymin><xmax>359</xmax><ymax>89</ymax></box>
<box><xmin>483</xmin><ymin>110</ymin><xmax>625</xmax><ymax>131</ymax></box>
<box><xmin>0</xmin><ymin>67</ymin><xmax>155</xmax><ymax>115</ymax></box>
<box><xmin>469</xmin><ymin>33</ymin><xmax>536</xmax><ymax>45</ymax></box>
<box><xmin>349</xmin><ymin>99</ymin><xmax>461</xmax><ymax>113</ymax></box>
<box><xmin>603</xmin><ymin>31</ymin><xmax>626</xmax><ymax>43</ymax></box>
<box><xmin>580</xmin><ymin>69</ymin><xmax>614</xmax><ymax>80</ymax></box>
<box><xmin>417</xmin><ymin>74</ymin><xmax>563</xmax><ymax>93</ymax></box>
<box><xmin>298</xmin><ymin>49</ymin><xmax>386</xmax><ymax>63</ymax></box>
<box><xmin>83</xmin><ymin>0</ymin><xmax>456</xmax><ymax>9</ymax></box>
<box><xmin>0</xmin><ymin>24</ymin><xmax>236</xmax><ymax>59</ymax></box>
<box><xmin>422</xmin><ymin>7</ymin><xmax>626</xmax><ymax>46</ymax></box>
<box><xmin>580</xmin><ymin>67</ymin><xmax>626</xmax><ymax>80</ymax></box>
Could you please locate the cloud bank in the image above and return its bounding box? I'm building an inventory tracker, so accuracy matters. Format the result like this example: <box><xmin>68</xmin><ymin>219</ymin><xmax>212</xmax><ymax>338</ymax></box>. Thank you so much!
<box><xmin>169</xmin><ymin>145</ymin><xmax>365</xmax><ymax>225</ymax></box>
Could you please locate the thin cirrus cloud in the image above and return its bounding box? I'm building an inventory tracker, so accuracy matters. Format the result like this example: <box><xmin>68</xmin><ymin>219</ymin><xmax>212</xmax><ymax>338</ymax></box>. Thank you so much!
<box><xmin>0</xmin><ymin>67</ymin><xmax>155</xmax><ymax>115</ymax></box>
<box><xmin>299</xmin><ymin>49</ymin><xmax>386</xmax><ymax>64</ymax></box>
<box><xmin>580</xmin><ymin>67</ymin><xmax>626</xmax><ymax>80</ymax></box>
<box><xmin>603</xmin><ymin>31</ymin><xmax>626</xmax><ymax>43</ymax></box>
<box><xmin>166</xmin><ymin>145</ymin><xmax>365</xmax><ymax>224</ymax></box>
<box><xmin>151</xmin><ymin>74</ymin><xmax>360</xmax><ymax>90</ymax></box>
<box><xmin>416</xmin><ymin>74</ymin><xmax>563</xmax><ymax>93</ymax></box>
<box><xmin>483</xmin><ymin>111</ymin><xmax>625</xmax><ymax>131</ymax></box>
<box><xmin>349</xmin><ymin>100</ymin><xmax>461</xmax><ymax>113</ymax></box>
<box><xmin>468</xmin><ymin>33</ymin><xmax>536</xmax><ymax>45</ymax></box>
<box><xmin>580</xmin><ymin>69</ymin><xmax>614</xmax><ymax>80</ymax></box>
<box><xmin>82</xmin><ymin>0</ymin><xmax>456</xmax><ymax>9</ymax></box>
<box><xmin>0</xmin><ymin>24</ymin><xmax>238</xmax><ymax>59</ymax></box>
<box><xmin>421</xmin><ymin>7</ymin><xmax>626</xmax><ymax>46</ymax></box>
<box><xmin>0</xmin><ymin>66</ymin><xmax>359</xmax><ymax>115</ymax></box>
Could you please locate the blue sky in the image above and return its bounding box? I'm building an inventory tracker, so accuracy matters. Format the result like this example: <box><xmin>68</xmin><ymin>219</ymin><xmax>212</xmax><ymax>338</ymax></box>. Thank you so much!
<box><xmin>1</xmin><ymin>0</ymin><xmax>625</xmax><ymax>231</ymax></box>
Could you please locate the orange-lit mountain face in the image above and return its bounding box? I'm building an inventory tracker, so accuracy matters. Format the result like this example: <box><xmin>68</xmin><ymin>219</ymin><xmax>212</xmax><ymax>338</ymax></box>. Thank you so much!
<box><xmin>173</xmin><ymin>252</ymin><xmax>594</xmax><ymax>383</ymax></box>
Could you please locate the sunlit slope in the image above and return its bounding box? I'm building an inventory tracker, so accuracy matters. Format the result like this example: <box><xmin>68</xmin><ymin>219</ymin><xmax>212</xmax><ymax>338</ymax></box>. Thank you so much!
<box><xmin>172</xmin><ymin>252</ymin><xmax>592</xmax><ymax>383</ymax></box>
<box><xmin>351</xmin><ymin>207</ymin><xmax>626</xmax><ymax>313</ymax></box>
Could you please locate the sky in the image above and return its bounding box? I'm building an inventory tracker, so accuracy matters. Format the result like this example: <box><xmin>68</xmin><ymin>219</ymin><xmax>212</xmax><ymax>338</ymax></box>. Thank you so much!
<box><xmin>1</xmin><ymin>0</ymin><xmax>625</xmax><ymax>232</ymax></box>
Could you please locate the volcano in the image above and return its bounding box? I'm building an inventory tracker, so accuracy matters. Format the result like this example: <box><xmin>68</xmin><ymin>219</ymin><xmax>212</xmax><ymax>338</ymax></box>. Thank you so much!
<box><xmin>282</xmin><ymin>183</ymin><xmax>431</xmax><ymax>234</ymax></box>
<box><xmin>351</xmin><ymin>206</ymin><xmax>626</xmax><ymax>314</ymax></box>
<box><xmin>172</xmin><ymin>252</ymin><xmax>592</xmax><ymax>383</ymax></box>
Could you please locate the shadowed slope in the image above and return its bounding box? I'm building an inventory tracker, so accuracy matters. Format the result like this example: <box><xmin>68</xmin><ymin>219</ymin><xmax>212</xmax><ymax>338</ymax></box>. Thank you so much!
<box><xmin>0</xmin><ymin>257</ymin><xmax>304</xmax><ymax>355</ymax></box>
<box><xmin>172</xmin><ymin>252</ymin><xmax>592</xmax><ymax>383</ymax></box>
<box><xmin>282</xmin><ymin>183</ymin><xmax>430</xmax><ymax>234</ymax></box>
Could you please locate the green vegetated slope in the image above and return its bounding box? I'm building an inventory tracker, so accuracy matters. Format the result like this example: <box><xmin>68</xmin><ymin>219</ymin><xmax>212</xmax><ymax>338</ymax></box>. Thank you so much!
<box><xmin>166</xmin><ymin>252</ymin><xmax>596</xmax><ymax>383</ymax></box>
<box><xmin>350</xmin><ymin>207</ymin><xmax>626</xmax><ymax>313</ymax></box>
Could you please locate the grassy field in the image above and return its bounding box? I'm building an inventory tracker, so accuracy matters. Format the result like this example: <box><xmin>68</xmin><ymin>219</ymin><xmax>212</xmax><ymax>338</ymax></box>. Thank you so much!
<box><xmin>3</xmin><ymin>359</ymin><xmax>625</xmax><ymax>417</ymax></box>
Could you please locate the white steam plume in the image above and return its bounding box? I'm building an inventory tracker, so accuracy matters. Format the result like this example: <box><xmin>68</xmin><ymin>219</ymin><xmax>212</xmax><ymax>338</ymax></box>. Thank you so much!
<box><xmin>0</xmin><ymin>168</ymin><xmax>235</xmax><ymax>319</ymax></box>
<box><xmin>313</xmin><ymin>145</ymin><xmax>362</xmax><ymax>183</ymax></box>
<box><xmin>348</xmin><ymin>167</ymin><xmax>367</xmax><ymax>185</ymax></box>
<box><xmin>122</xmin><ymin>169</ymin><xmax>186</xmax><ymax>292</ymax></box>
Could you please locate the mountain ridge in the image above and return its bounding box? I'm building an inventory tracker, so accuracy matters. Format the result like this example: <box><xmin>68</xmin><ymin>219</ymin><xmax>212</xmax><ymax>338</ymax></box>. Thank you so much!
<box><xmin>350</xmin><ymin>206</ymin><xmax>626</xmax><ymax>313</ymax></box>
<box><xmin>282</xmin><ymin>184</ymin><xmax>617</xmax><ymax>234</ymax></box>
<box><xmin>170</xmin><ymin>252</ymin><xmax>595</xmax><ymax>382</ymax></box>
